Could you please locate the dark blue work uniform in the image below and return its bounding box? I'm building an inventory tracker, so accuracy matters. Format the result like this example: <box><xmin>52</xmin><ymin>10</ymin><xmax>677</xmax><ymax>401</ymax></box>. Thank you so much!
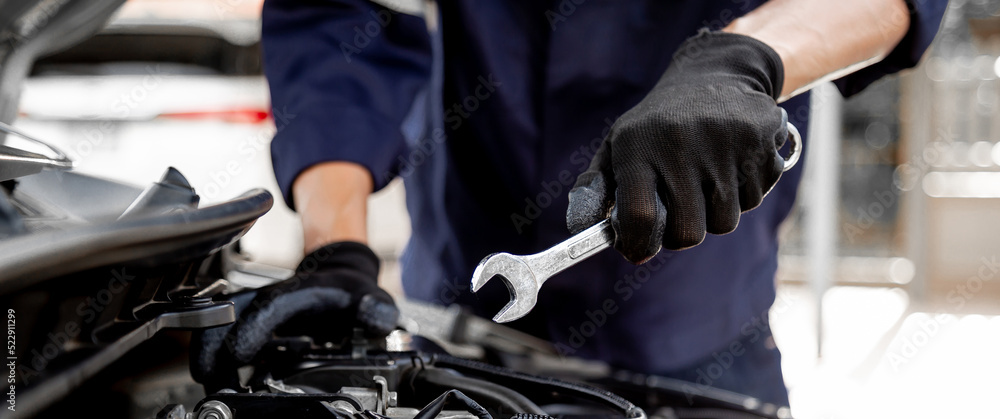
<box><xmin>262</xmin><ymin>0</ymin><xmax>945</xmax><ymax>405</ymax></box>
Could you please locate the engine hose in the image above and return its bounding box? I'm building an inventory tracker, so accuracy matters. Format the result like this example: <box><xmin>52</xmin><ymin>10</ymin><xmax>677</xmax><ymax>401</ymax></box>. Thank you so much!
<box><xmin>413</xmin><ymin>389</ymin><xmax>492</xmax><ymax>419</ymax></box>
<box><xmin>414</xmin><ymin>367</ymin><xmax>548</xmax><ymax>416</ymax></box>
<box><xmin>431</xmin><ymin>354</ymin><xmax>646</xmax><ymax>419</ymax></box>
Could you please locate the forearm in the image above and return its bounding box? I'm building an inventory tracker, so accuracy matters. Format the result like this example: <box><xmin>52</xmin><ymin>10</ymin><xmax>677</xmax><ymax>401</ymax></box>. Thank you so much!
<box><xmin>293</xmin><ymin>162</ymin><xmax>372</xmax><ymax>253</ymax></box>
<box><xmin>724</xmin><ymin>0</ymin><xmax>910</xmax><ymax>101</ymax></box>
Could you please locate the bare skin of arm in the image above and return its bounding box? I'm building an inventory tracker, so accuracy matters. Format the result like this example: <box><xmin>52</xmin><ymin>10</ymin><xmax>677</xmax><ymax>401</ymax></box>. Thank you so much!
<box><xmin>294</xmin><ymin>161</ymin><xmax>372</xmax><ymax>253</ymax></box>
<box><xmin>724</xmin><ymin>0</ymin><xmax>911</xmax><ymax>101</ymax></box>
<box><xmin>293</xmin><ymin>0</ymin><xmax>911</xmax><ymax>253</ymax></box>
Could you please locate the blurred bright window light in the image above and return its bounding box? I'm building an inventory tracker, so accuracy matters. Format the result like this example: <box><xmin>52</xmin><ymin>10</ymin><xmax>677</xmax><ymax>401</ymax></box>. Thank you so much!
<box><xmin>923</xmin><ymin>172</ymin><xmax>1000</xmax><ymax>198</ymax></box>
<box><xmin>970</xmin><ymin>141</ymin><xmax>994</xmax><ymax>168</ymax></box>
<box><xmin>116</xmin><ymin>0</ymin><xmax>264</xmax><ymax>20</ymax></box>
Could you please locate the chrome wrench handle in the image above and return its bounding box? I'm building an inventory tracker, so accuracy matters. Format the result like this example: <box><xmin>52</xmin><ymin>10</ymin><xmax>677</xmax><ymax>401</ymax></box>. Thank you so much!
<box><xmin>472</xmin><ymin>121</ymin><xmax>803</xmax><ymax>323</ymax></box>
<box><xmin>521</xmin><ymin>218</ymin><xmax>614</xmax><ymax>285</ymax></box>
<box><xmin>469</xmin><ymin>219</ymin><xmax>615</xmax><ymax>323</ymax></box>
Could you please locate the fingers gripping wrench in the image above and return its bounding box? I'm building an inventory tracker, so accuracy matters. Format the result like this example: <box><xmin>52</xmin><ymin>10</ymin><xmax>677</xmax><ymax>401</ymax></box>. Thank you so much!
<box><xmin>470</xmin><ymin>122</ymin><xmax>803</xmax><ymax>323</ymax></box>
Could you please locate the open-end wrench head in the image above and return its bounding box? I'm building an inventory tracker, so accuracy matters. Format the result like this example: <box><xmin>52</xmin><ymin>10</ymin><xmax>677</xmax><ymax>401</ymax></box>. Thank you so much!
<box><xmin>470</xmin><ymin>252</ymin><xmax>539</xmax><ymax>323</ymax></box>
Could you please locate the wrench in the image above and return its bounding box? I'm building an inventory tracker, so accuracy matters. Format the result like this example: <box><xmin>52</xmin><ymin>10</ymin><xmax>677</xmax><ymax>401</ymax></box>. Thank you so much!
<box><xmin>471</xmin><ymin>121</ymin><xmax>803</xmax><ymax>323</ymax></box>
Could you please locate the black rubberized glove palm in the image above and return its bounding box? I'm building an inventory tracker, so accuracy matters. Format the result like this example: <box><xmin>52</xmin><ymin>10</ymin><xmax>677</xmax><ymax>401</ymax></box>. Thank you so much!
<box><xmin>567</xmin><ymin>30</ymin><xmax>789</xmax><ymax>264</ymax></box>
<box><xmin>191</xmin><ymin>241</ymin><xmax>398</xmax><ymax>391</ymax></box>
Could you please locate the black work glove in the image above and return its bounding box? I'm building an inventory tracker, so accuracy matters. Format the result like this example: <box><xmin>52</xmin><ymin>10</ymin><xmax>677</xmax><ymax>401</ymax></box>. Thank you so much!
<box><xmin>567</xmin><ymin>30</ymin><xmax>789</xmax><ymax>264</ymax></box>
<box><xmin>191</xmin><ymin>241</ymin><xmax>398</xmax><ymax>391</ymax></box>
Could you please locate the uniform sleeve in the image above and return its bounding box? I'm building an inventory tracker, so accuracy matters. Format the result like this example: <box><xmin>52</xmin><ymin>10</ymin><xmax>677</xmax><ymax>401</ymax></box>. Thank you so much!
<box><xmin>834</xmin><ymin>0</ymin><xmax>948</xmax><ymax>96</ymax></box>
<box><xmin>262</xmin><ymin>0</ymin><xmax>433</xmax><ymax>209</ymax></box>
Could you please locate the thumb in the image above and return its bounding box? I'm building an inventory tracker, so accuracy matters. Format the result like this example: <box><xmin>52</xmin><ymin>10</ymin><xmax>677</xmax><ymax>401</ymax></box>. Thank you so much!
<box><xmin>567</xmin><ymin>140</ymin><xmax>615</xmax><ymax>234</ymax></box>
<box><xmin>773</xmin><ymin>107</ymin><xmax>789</xmax><ymax>150</ymax></box>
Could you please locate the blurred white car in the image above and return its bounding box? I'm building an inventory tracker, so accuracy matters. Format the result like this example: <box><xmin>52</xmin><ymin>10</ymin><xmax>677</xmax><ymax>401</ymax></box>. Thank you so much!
<box><xmin>13</xmin><ymin>1</ymin><xmax>411</xmax><ymax>277</ymax></box>
<box><xmin>11</xmin><ymin>0</ymin><xmax>312</xmax><ymax>269</ymax></box>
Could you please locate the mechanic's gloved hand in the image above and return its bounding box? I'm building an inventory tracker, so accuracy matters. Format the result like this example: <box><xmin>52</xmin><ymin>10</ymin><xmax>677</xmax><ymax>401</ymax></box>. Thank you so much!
<box><xmin>567</xmin><ymin>30</ymin><xmax>788</xmax><ymax>264</ymax></box>
<box><xmin>191</xmin><ymin>241</ymin><xmax>398</xmax><ymax>391</ymax></box>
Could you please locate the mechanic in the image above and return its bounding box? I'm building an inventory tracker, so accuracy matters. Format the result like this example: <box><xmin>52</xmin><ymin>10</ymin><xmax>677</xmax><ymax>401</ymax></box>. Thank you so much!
<box><xmin>193</xmin><ymin>0</ymin><xmax>946</xmax><ymax>407</ymax></box>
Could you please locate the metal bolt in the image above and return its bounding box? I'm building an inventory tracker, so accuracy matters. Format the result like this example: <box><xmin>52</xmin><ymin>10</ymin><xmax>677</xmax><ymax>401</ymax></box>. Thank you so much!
<box><xmin>197</xmin><ymin>401</ymin><xmax>233</xmax><ymax>419</ymax></box>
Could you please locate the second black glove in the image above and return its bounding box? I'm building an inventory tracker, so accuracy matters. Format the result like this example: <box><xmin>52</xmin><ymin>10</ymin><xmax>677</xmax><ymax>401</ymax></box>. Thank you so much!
<box><xmin>190</xmin><ymin>241</ymin><xmax>398</xmax><ymax>391</ymax></box>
